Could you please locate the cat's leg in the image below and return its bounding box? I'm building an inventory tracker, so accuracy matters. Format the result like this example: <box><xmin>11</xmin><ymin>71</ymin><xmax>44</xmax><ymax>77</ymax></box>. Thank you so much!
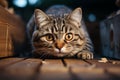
<box><xmin>77</xmin><ymin>50</ymin><xmax>93</xmax><ymax>59</ymax></box>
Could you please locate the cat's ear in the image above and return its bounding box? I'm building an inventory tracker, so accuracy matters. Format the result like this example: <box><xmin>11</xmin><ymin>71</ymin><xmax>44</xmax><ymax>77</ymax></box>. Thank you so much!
<box><xmin>34</xmin><ymin>9</ymin><xmax>49</xmax><ymax>27</ymax></box>
<box><xmin>68</xmin><ymin>8</ymin><xmax>82</xmax><ymax>26</ymax></box>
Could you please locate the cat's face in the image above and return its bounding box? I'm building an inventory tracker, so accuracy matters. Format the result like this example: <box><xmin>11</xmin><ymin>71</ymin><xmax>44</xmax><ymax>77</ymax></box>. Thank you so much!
<box><xmin>33</xmin><ymin>8</ymin><xmax>85</xmax><ymax>58</ymax></box>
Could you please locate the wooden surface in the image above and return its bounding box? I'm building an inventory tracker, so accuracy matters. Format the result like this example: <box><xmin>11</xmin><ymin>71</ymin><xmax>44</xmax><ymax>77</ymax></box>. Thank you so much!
<box><xmin>0</xmin><ymin>5</ymin><xmax>27</xmax><ymax>57</ymax></box>
<box><xmin>0</xmin><ymin>58</ymin><xmax>120</xmax><ymax>80</ymax></box>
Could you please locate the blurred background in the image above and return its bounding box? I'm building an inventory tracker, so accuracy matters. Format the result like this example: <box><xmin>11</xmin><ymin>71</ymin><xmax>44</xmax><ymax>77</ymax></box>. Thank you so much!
<box><xmin>1</xmin><ymin>0</ymin><xmax>120</xmax><ymax>58</ymax></box>
<box><xmin>8</xmin><ymin>0</ymin><xmax>118</xmax><ymax>22</ymax></box>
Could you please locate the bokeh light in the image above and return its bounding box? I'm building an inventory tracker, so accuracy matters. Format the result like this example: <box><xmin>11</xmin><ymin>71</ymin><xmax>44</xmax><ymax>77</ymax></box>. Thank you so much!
<box><xmin>13</xmin><ymin>0</ymin><xmax>27</xmax><ymax>8</ymax></box>
<box><xmin>28</xmin><ymin>0</ymin><xmax>39</xmax><ymax>5</ymax></box>
<box><xmin>88</xmin><ymin>13</ymin><xmax>96</xmax><ymax>22</ymax></box>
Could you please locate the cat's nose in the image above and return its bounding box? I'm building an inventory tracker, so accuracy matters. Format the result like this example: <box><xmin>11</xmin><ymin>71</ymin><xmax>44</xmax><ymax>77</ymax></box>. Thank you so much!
<box><xmin>55</xmin><ymin>40</ymin><xmax>65</xmax><ymax>50</ymax></box>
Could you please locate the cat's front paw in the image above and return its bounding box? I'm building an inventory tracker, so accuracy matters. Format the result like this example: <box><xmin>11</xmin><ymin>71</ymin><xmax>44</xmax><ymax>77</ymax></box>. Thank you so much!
<box><xmin>77</xmin><ymin>51</ymin><xmax>93</xmax><ymax>59</ymax></box>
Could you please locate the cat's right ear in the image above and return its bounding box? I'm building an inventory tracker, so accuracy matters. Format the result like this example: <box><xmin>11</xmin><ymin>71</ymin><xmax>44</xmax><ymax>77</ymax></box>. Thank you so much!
<box><xmin>34</xmin><ymin>9</ymin><xmax>49</xmax><ymax>27</ymax></box>
<box><xmin>67</xmin><ymin>8</ymin><xmax>82</xmax><ymax>27</ymax></box>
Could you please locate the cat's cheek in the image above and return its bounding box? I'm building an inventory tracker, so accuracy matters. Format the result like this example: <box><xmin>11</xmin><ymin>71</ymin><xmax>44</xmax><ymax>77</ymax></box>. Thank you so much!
<box><xmin>40</xmin><ymin>37</ymin><xmax>45</xmax><ymax>41</ymax></box>
<box><xmin>78</xmin><ymin>39</ymin><xmax>84</xmax><ymax>46</ymax></box>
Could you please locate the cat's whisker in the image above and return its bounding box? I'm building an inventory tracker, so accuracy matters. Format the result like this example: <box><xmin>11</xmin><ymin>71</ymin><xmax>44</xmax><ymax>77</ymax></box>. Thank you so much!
<box><xmin>40</xmin><ymin>53</ymin><xmax>45</xmax><ymax>59</ymax></box>
<box><xmin>45</xmin><ymin>54</ymin><xmax>49</xmax><ymax>59</ymax></box>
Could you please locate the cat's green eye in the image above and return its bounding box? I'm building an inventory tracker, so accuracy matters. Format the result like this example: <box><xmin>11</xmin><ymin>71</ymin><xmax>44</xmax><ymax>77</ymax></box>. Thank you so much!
<box><xmin>46</xmin><ymin>34</ymin><xmax>54</xmax><ymax>41</ymax></box>
<box><xmin>65</xmin><ymin>33</ymin><xmax>73</xmax><ymax>41</ymax></box>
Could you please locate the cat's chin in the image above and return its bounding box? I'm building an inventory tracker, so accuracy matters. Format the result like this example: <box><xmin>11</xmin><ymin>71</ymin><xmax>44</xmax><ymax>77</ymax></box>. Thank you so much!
<box><xmin>53</xmin><ymin>52</ymin><xmax>69</xmax><ymax>57</ymax></box>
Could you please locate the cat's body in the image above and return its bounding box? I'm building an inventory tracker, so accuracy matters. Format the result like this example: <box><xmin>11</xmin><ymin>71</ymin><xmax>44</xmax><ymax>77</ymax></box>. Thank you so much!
<box><xmin>27</xmin><ymin>5</ymin><xmax>94</xmax><ymax>59</ymax></box>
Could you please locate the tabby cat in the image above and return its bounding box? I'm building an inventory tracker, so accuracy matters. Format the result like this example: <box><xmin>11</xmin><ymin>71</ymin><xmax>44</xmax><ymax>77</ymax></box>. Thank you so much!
<box><xmin>27</xmin><ymin>5</ymin><xmax>94</xmax><ymax>59</ymax></box>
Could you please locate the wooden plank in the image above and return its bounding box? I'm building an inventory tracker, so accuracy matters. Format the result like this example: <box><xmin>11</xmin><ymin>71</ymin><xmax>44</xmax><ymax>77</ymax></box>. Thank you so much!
<box><xmin>65</xmin><ymin>59</ymin><xmax>110</xmax><ymax>80</ymax></box>
<box><xmin>39</xmin><ymin>59</ymin><xmax>68</xmax><ymax>72</ymax></box>
<box><xmin>0</xmin><ymin>5</ymin><xmax>28</xmax><ymax>57</ymax></box>
<box><xmin>0</xmin><ymin>23</ymin><xmax>13</xmax><ymax>57</ymax></box>
<box><xmin>105</xmin><ymin>60</ymin><xmax>120</xmax><ymax>79</ymax></box>
<box><xmin>0</xmin><ymin>58</ymin><xmax>24</xmax><ymax>69</ymax></box>
<box><xmin>65</xmin><ymin>59</ymin><xmax>90</xmax><ymax>67</ymax></box>
<box><xmin>1</xmin><ymin>58</ymin><xmax>42</xmax><ymax>80</ymax></box>
<box><xmin>3</xmin><ymin>58</ymin><xmax>42</xmax><ymax>75</ymax></box>
<box><xmin>109</xmin><ymin>60</ymin><xmax>120</xmax><ymax>64</ymax></box>
<box><xmin>64</xmin><ymin>59</ymin><xmax>104</xmax><ymax>73</ymax></box>
<box><xmin>37</xmin><ymin>59</ymin><xmax>71</xmax><ymax>80</ymax></box>
<box><xmin>86</xmin><ymin>59</ymin><xmax>120</xmax><ymax>68</ymax></box>
<box><xmin>85</xmin><ymin>59</ymin><xmax>120</xmax><ymax>79</ymax></box>
<box><xmin>107</xmin><ymin>67</ymin><xmax>120</xmax><ymax>75</ymax></box>
<box><xmin>0</xmin><ymin>58</ymin><xmax>119</xmax><ymax>80</ymax></box>
<box><xmin>70</xmin><ymin>72</ymin><xmax>110</xmax><ymax>80</ymax></box>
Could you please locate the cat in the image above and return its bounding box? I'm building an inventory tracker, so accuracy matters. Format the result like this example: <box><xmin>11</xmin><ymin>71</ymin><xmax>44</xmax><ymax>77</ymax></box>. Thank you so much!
<box><xmin>27</xmin><ymin>5</ymin><xmax>94</xmax><ymax>59</ymax></box>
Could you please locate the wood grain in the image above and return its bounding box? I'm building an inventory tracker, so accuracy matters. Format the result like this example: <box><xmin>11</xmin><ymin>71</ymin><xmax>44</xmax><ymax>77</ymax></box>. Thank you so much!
<box><xmin>0</xmin><ymin>58</ymin><xmax>24</xmax><ymax>69</ymax></box>
<box><xmin>0</xmin><ymin>58</ymin><xmax>119</xmax><ymax>80</ymax></box>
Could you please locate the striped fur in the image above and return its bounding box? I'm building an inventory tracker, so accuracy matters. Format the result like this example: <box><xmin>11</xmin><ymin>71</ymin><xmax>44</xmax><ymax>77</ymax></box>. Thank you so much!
<box><xmin>27</xmin><ymin>5</ymin><xmax>94</xmax><ymax>59</ymax></box>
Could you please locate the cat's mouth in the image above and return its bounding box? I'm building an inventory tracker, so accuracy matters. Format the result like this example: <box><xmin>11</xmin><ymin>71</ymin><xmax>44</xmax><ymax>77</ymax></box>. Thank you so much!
<box><xmin>33</xmin><ymin>48</ymin><xmax>69</xmax><ymax>58</ymax></box>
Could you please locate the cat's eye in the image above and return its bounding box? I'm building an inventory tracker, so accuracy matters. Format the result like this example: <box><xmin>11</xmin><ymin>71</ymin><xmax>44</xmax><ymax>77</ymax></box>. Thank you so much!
<box><xmin>65</xmin><ymin>33</ymin><xmax>73</xmax><ymax>41</ymax></box>
<box><xmin>46</xmin><ymin>34</ymin><xmax>54</xmax><ymax>41</ymax></box>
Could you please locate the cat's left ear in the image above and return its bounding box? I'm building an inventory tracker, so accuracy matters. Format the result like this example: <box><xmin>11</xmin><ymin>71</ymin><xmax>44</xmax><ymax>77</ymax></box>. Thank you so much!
<box><xmin>34</xmin><ymin>9</ymin><xmax>50</xmax><ymax>27</ymax></box>
<box><xmin>68</xmin><ymin>8</ymin><xmax>82</xmax><ymax>27</ymax></box>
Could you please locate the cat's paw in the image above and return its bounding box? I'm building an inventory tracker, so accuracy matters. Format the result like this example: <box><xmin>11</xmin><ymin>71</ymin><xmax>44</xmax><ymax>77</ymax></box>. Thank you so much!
<box><xmin>77</xmin><ymin>51</ymin><xmax>93</xmax><ymax>59</ymax></box>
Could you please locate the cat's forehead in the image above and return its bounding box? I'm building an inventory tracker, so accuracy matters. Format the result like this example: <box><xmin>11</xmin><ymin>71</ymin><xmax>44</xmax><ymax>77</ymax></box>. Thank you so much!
<box><xmin>51</xmin><ymin>17</ymin><xmax>78</xmax><ymax>30</ymax></box>
<box><xmin>39</xmin><ymin>15</ymin><xmax>79</xmax><ymax>35</ymax></box>
<box><xmin>42</xmin><ymin>21</ymin><xmax>78</xmax><ymax>35</ymax></box>
<box><xmin>52</xmin><ymin>17</ymin><xmax>65</xmax><ymax>27</ymax></box>
<box><xmin>50</xmin><ymin>15</ymin><xmax>66</xmax><ymax>21</ymax></box>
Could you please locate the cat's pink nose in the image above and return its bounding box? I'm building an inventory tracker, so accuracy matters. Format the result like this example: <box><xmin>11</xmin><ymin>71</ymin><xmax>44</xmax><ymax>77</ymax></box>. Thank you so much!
<box><xmin>55</xmin><ymin>40</ymin><xmax>65</xmax><ymax>50</ymax></box>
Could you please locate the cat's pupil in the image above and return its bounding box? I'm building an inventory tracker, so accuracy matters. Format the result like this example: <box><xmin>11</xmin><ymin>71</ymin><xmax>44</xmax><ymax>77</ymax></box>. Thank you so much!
<box><xmin>68</xmin><ymin>35</ymin><xmax>71</xmax><ymax>38</ymax></box>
